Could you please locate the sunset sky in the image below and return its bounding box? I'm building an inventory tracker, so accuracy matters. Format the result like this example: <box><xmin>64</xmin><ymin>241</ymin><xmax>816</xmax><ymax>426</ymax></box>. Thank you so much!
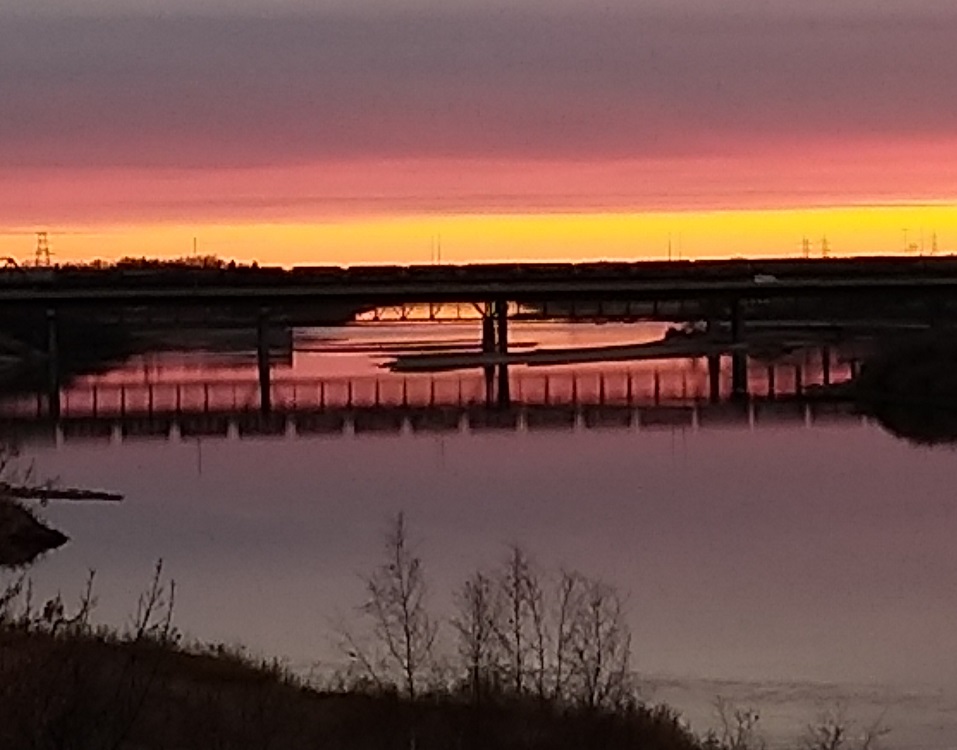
<box><xmin>2</xmin><ymin>0</ymin><xmax>957</xmax><ymax>265</ymax></box>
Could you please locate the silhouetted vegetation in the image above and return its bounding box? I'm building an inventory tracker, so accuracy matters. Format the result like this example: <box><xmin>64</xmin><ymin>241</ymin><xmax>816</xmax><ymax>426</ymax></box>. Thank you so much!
<box><xmin>61</xmin><ymin>254</ymin><xmax>249</xmax><ymax>271</ymax></box>
<box><xmin>856</xmin><ymin>333</ymin><xmax>957</xmax><ymax>445</ymax></box>
<box><xmin>0</xmin><ymin>515</ymin><xmax>891</xmax><ymax>749</ymax></box>
<box><xmin>0</xmin><ymin>557</ymin><xmax>704</xmax><ymax>750</ymax></box>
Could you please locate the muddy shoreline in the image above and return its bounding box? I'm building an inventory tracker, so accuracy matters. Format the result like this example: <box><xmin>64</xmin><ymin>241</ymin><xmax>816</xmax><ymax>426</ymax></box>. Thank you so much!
<box><xmin>0</xmin><ymin>498</ymin><xmax>68</xmax><ymax>568</ymax></box>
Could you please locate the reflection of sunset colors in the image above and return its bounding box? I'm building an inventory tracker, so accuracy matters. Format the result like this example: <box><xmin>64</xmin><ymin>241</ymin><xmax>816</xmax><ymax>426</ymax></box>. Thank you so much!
<box><xmin>2</xmin><ymin>1</ymin><xmax>957</xmax><ymax>264</ymax></box>
<box><xmin>29</xmin><ymin>323</ymin><xmax>853</xmax><ymax>418</ymax></box>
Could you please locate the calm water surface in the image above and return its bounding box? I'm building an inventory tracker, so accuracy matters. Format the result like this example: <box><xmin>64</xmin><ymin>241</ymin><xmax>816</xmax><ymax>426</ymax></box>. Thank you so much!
<box><xmin>7</xmin><ymin>322</ymin><xmax>957</xmax><ymax>748</ymax></box>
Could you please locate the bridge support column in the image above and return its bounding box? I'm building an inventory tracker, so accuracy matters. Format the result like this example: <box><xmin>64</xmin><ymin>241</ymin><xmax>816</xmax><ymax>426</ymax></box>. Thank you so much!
<box><xmin>821</xmin><ymin>345</ymin><xmax>831</xmax><ymax>386</ymax></box>
<box><xmin>729</xmin><ymin>299</ymin><xmax>748</xmax><ymax>400</ymax></box>
<box><xmin>46</xmin><ymin>308</ymin><xmax>60</xmax><ymax>419</ymax></box>
<box><xmin>495</xmin><ymin>300</ymin><xmax>510</xmax><ymax>408</ymax></box>
<box><xmin>257</xmin><ymin>309</ymin><xmax>272</xmax><ymax>414</ymax></box>
<box><xmin>731</xmin><ymin>353</ymin><xmax>748</xmax><ymax>400</ymax></box>
<box><xmin>730</xmin><ymin>298</ymin><xmax>743</xmax><ymax>343</ymax></box>
<box><xmin>707</xmin><ymin>354</ymin><xmax>721</xmax><ymax>404</ymax></box>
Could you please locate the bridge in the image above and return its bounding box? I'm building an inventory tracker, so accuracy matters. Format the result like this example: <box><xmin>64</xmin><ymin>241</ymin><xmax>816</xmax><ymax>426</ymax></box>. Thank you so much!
<box><xmin>1</xmin><ymin>255</ymin><xmax>940</xmax><ymax>417</ymax></box>
<box><xmin>3</xmin><ymin>256</ymin><xmax>957</xmax><ymax>307</ymax></box>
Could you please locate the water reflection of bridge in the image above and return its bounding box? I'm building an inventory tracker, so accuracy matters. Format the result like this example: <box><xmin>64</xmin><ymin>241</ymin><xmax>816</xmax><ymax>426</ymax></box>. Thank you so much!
<box><xmin>0</xmin><ymin>368</ymin><xmax>862</xmax><ymax>445</ymax></box>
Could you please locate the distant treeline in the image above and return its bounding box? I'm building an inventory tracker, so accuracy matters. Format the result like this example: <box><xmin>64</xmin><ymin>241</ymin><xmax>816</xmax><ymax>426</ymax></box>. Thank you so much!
<box><xmin>61</xmin><ymin>254</ymin><xmax>252</xmax><ymax>271</ymax></box>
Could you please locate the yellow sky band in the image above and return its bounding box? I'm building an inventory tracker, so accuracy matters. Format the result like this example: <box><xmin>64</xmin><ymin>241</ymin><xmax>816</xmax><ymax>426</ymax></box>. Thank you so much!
<box><xmin>5</xmin><ymin>205</ymin><xmax>957</xmax><ymax>267</ymax></box>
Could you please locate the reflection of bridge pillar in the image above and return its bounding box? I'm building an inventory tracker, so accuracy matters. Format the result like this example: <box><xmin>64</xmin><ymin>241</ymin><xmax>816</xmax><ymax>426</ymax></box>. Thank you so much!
<box><xmin>731</xmin><ymin>353</ymin><xmax>748</xmax><ymax>400</ymax></box>
<box><xmin>495</xmin><ymin>300</ymin><xmax>510</xmax><ymax>407</ymax></box>
<box><xmin>482</xmin><ymin>310</ymin><xmax>496</xmax><ymax>404</ymax></box>
<box><xmin>46</xmin><ymin>308</ymin><xmax>60</xmax><ymax>419</ymax></box>
<box><xmin>257</xmin><ymin>309</ymin><xmax>272</xmax><ymax>414</ymax></box>
<box><xmin>707</xmin><ymin>355</ymin><xmax>721</xmax><ymax>404</ymax></box>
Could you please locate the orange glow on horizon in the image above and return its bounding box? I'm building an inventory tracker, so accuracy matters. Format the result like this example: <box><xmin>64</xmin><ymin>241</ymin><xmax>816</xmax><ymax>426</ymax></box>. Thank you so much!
<box><xmin>3</xmin><ymin>135</ymin><xmax>957</xmax><ymax>266</ymax></box>
<box><xmin>4</xmin><ymin>205</ymin><xmax>957</xmax><ymax>268</ymax></box>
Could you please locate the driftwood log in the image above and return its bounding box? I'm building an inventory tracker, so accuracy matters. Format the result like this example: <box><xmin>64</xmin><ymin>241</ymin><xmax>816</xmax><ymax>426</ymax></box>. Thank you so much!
<box><xmin>0</xmin><ymin>483</ymin><xmax>123</xmax><ymax>503</ymax></box>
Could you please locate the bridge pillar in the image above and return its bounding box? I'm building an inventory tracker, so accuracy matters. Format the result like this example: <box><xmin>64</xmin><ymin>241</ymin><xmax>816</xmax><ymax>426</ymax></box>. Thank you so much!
<box><xmin>821</xmin><ymin>345</ymin><xmax>831</xmax><ymax>386</ymax></box>
<box><xmin>46</xmin><ymin>308</ymin><xmax>60</xmax><ymax>419</ymax></box>
<box><xmin>730</xmin><ymin>298</ymin><xmax>743</xmax><ymax>343</ymax></box>
<box><xmin>729</xmin><ymin>299</ymin><xmax>748</xmax><ymax>400</ymax></box>
<box><xmin>257</xmin><ymin>309</ymin><xmax>272</xmax><ymax>414</ymax></box>
<box><xmin>707</xmin><ymin>354</ymin><xmax>721</xmax><ymax>404</ymax></box>
<box><xmin>495</xmin><ymin>300</ymin><xmax>510</xmax><ymax>407</ymax></box>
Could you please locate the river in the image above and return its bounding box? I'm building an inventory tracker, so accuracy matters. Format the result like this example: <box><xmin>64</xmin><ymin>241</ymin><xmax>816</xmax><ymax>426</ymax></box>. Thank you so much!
<box><xmin>4</xmin><ymin>320</ymin><xmax>956</xmax><ymax>748</ymax></box>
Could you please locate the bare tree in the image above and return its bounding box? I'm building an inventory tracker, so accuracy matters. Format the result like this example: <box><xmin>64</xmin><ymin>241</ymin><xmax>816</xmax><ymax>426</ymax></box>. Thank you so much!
<box><xmin>563</xmin><ymin>575</ymin><xmax>634</xmax><ymax>710</ymax></box>
<box><xmin>524</xmin><ymin>564</ymin><xmax>549</xmax><ymax>700</ymax></box>
<box><xmin>454</xmin><ymin>550</ymin><xmax>636</xmax><ymax>710</ymax></box>
<box><xmin>553</xmin><ymin>570</ymin><xmax>579</xmax><ymax>702</ymax></box>
<box><xmin>451</xmin><ymin>570</ymin><xmax>499</xmax><ymax>701</ymax></box>
<box><xmin>355</xmin><ymin>512</ymin><xmax>437</xmax><ymax>699</ymax></box>
<box><xmin>712</xmin><ymin>697</ymin><xmax>766</xmax><ymax>750</ymax></box>
<box><xmin>131</xmin><ymin>559</ymin><xmax>176</xmax><ymax>643</ymax></box>
<box><xmin>802</xmin><ymin>706</ymin><xmax>890</xmax><ymax>750</ymax></box>
<box><xmin>492</xmin><ymin>545</ymin><xmax>535</xmax><ymax>695</ymax></box>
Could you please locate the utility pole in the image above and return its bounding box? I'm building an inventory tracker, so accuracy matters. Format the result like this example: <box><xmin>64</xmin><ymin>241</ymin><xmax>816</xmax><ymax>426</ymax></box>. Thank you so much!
<box><xmin>802</xmin><ymin>236</ymin><xmax>811</xmax><ymax>259</ymax></box>
<box><xmin>821</xmin><ymin>235</ymin><xmax>830</xmax><ymax>258</ymax></box>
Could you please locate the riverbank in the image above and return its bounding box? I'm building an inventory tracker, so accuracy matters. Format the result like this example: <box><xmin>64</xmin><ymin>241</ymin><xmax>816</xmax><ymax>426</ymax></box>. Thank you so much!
<box><xmin>0</xmin><ymin>627</ymin><xmax>703</xmax><ymax>750</ymax></box>
<box><xmin>0</xmin><ymin>498</ymin><xmax>67</xmax><ymax>567</ymax></box>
